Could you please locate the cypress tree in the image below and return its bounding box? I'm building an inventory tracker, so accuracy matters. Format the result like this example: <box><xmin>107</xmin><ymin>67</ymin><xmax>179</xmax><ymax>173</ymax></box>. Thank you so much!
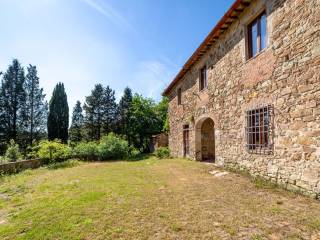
<box><xmin>25</xmin><ymin>65</ymin><xmax>48</xmax><ymax>145</ymax></box>
<box><xmin>69</xmin><ymin>101</ymin><xmax>84</xmax><ymax>143</ymax></box>
<box><xmin>0</xmin><ymin>59</ymin><xmax>26</xmax><ymax>145</ymax></box>
<box><xmin>47</xmin><ymin>83</ymin><xmax>69</xmax><ymax>143</ymax></box>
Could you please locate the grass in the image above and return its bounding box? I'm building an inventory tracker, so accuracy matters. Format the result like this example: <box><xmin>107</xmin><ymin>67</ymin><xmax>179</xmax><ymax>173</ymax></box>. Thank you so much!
<box><xmin>0</xmin><ymin>157</ymin><xmax>319</xmax><ymax>239</ymax></box>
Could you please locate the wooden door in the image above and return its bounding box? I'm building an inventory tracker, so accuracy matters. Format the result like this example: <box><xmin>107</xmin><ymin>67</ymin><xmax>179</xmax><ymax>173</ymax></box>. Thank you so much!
<box><xmin>183</xmin><ymin>125</ymin><xmax>189</xmax><ymax>157</ymax></box>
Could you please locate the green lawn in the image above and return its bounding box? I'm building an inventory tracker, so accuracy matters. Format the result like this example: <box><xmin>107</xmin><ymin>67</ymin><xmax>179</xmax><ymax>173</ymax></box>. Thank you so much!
<box><xmin>0</xmin><ymin>157</ymin><xmax>319</xmax><ymax>239</ymax></box>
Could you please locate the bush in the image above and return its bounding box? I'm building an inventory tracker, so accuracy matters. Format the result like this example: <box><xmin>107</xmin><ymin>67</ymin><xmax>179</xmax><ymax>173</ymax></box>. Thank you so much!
<box><xmin>47</xmin><ymin>159</ymin><xmax>80</xmax><ymax>170</ymax></box>
<box><xmin>38</xmin><ymin>140</ymin><xmax>71</xmax><ymax>163</ymax></box>
<box><xmin>5</xmin><ymin>139</ymin><xmax>22</xmax><ymax>162</ymax></box>
<box><xmin>154</xmin><ymin>147</ymin><xmax>170</xmax><ymax>159</ymax></box>
<box><xmin>128</xmin><ymin>146</ymin><xmax>141</xmax><ymax>160</ymax></box>
<box><xmin>73</xmin><ymin>141</ymin><xmax>98</xmax><ymax>160</ymax></box>
<box><xmin>26</xmin><ymin>140</ymin><xmax>41</xmax><ymax>159</ymax></box>
<box><xmin>0</xmin><ymin>156</ymin><xmax>8</xmax><ymax>164</ymax></box>
<box><xmin>98</xmin><ymin>133</ymin><xmax>129</xmax><ymax>160</ymax></box>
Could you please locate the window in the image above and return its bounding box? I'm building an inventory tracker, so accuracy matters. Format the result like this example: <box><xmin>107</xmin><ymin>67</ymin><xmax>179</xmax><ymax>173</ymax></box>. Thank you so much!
<box><xmin>245</xmin><ymin>105</ymin><xmax>273</xmax><ymax>154</ymax></box>
<box><xmin>183</xmin><ymin>124</ymin><xmax>190</xmax><ymax>157</ymax></box>
<box><xmin>248</xmin><ymin>12</ymin><xmax>267</xmax><ymax>58</ymax></box>
<box><xmin>199</xmin><ymin>65</ymin><xmax>207</xmax><ymax>91</ymax></box>
<box><xmin>177</xmin><ymin>88</ymin><xmax>182</xmax><ymax>105</ymax></box>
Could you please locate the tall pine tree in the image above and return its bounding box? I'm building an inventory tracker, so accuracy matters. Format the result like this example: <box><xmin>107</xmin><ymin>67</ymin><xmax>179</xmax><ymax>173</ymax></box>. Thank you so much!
<box><xmin>102</xmin><ymin>86</ymin><xmax>117</xmax><ymax>134</ymax></box>
<box><xmin>69</xmin><ymin>101</ymin><xmax>84</xmax><ymax>143</ymax></box>
<box><xmin>25</xmin><ymin>65</ymin><xmax>48</xmax><ymax>145</ymax></box>
<box><xmin>83</xmin><ymin>84</ymin><xmax>117</xmax><ymax>140</ymax></box>
<box><xmin>0</xmin><ymin>59</ymin><xmax>26</xmax><ymax>146</ymax></box>
<box><xmin>118</xmin><ymin>87</ymin><xmax>133</xmax><ymax>143</ymax></box>
<box><xmin>47</xmin><ymin>83</ymin><xmax>69</xmax><ymax>143</ymax></box>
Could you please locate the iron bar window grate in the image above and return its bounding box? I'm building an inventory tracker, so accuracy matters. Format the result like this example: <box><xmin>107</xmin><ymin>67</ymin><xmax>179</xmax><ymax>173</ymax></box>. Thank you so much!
<box><xmin>245</xmin><ymin>105</ymin><xmax>274</xmax><ymax>155</ymax></box>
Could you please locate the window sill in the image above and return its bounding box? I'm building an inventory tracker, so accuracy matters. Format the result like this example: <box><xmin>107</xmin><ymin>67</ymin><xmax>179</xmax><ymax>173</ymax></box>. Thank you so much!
<box><xmin>245</xmin><ymin>48</ymin><xmax>267</xmax><ymax>63</ymax></box>
<box><xmin>199</xmin><ymin>87</ymin><xmax>208</xmax><ymax>93</ymax></box>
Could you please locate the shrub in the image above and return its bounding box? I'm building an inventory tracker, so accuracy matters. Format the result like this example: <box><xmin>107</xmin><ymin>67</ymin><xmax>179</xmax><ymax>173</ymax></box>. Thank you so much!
<box><xmin>154</xmin><ymin>147</ymin><xmax>170</xmax><ymax>159</ymax></box>
<box><xmin>38</xmin><ymin>140</ymin><xmax>71</xmax><ymax>163</ymax></box>
<box><xmin>128</xmin><ymin>146</ymin><xmax>141</xmax><ymax>160</ymax></box>
<box><xmin>26</xmin><ymin>141</ymin><xmax>41</xmax><ymax>159</ymax></box>
<box><xmin>73</xmin><ymin>141</ymin><xmax>98</xmax><ymax>160</ymax></box>
<box><xmin>98</xmin><ymin>133</ymin><xmax>129</xmax><ymax>160</ymax></box>
<box><xmin>5</xmin><ymin>139</ymin><xmax>22</xmax><ymax>162</ymax></box>
<box><xmin>47</xmin><ymin>159</ymin><xmax>80</xmax><ymax>170</ymax></box>
<box><xmin>0</xmin><ymin>156</ymin><xmax>8</xmax><ymax>164</ymax></box>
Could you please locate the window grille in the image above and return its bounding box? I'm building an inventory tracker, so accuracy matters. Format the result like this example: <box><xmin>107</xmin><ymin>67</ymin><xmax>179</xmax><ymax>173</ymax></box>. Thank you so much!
<box><xmin>245</xmin><ymin>105</ymin><xmax>273</xmax><ymax>154</ymax></box>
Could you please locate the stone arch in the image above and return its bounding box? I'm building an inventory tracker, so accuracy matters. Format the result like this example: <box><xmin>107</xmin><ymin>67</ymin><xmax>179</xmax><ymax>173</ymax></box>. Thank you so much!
<box><xmin>195</xmin><ymin>116</ymin><xmax>215</xmax><ymax>162</ymax></box>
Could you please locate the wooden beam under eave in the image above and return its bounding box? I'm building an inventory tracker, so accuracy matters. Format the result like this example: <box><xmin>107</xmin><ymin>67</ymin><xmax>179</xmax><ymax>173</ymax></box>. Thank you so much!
<box><xmin>241</xmin><ymin>0</ymin><xmax>252</xmax><ymax>4</ymax></box>
<box><xmin>221</xmin><ymin>23</ymin><xmax>230</xmax><ymax>30</ymax></box>
<box><xmin>225</xmin><ymin>18</ymin><xmax>234</xmax><ymax>24</ymax></box>
<box><xmin>230</xmin><ymin>11</ymin><xmax>239</xmax><ymax>18</ymax></box>
<box><xmin>234</xmin><ymin>8</ymin><xmax>244</xmax><ymax>13</ymax></box>
<box><xmin>238</xmin><ymin>3</ymin><xmax>249</xmax><ymax>9</ymax></box>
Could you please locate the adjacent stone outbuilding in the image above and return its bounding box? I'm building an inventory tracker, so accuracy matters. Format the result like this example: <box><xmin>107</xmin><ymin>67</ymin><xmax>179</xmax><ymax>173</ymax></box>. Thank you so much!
<box><xmin>163</xmin><ymin>0</ymin><xmax>320</xmax><ymax>197</ymax></box>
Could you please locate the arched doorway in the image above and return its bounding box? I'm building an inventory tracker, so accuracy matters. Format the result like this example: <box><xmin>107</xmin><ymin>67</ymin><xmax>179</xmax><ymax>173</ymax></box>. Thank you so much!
<box><xmin>195</xmin><ymin>117</ymin><xmax>215</xmax><ymax>162</ymax></box>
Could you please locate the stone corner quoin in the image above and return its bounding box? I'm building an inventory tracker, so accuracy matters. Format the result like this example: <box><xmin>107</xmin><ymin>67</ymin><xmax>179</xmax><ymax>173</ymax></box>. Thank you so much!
<box><xmin>163</xmin><ymin>0</ymin><xmax>320</xmax><ymax>198</ymax></box>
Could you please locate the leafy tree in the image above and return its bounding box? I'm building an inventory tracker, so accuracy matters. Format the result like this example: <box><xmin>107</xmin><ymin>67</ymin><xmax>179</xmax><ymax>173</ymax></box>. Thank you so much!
<box><xmin>118</xmin><ymin>87</ymin><xmax>133</xmax><ymax>143</ymax></box>
<box><xmin>129</xmin><ymin>95</ymin><xmax>168</xmax><ymax>152</ymax></box>
<box><xmin>25</xmin><ymin>65</ymin><xmax>48</xmax><ymax>145</ymax></box>
<box><xmin>0</xmin><ymin>59</ymin><xmax>26</xmax><ymax>148</ymax></box>
<box><xmin>155</xmin><ymin>97</ymin><xmax>169</xmax><ymax>132</ymax></box>
<box><xmin>47</xmin><ymin>83</ymin><xmax>69</xmax><ymax>143</ymax></box>
<box><xmin>83</xmin><ymin>84</ymin><xmax>117</xmax><ymax>140</ymax></box>
<box><xmin>69</xmin><ymin>101</ymin><xmax>84</xmax><ymax>143</ymax></box>
<box><xmin>129</xmin><ymin>95</ymin><xmax>158</xmax><ymax>151</ymax></box>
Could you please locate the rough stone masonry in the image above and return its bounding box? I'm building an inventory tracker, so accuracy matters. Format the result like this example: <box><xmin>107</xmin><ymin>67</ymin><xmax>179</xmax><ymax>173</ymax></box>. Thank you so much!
<box><xmin>163</xmin><ymin>0</ymin><xmax>320</xmax><ymax>198</ymax></box>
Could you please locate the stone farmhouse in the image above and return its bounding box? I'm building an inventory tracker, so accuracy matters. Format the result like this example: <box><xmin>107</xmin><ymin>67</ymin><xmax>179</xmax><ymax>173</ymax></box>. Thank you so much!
<box><xmin>163</xmin><ymin>0</ymin><xmax>320</xmax><ymax>197</ymax></box>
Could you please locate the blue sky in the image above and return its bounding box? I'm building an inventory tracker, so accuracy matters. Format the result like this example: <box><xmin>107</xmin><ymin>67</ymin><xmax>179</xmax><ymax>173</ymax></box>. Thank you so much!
<box><xmin>0</xmin><ymin>0</ymin><xmax>234</xmax><ymax>109</ymax></box>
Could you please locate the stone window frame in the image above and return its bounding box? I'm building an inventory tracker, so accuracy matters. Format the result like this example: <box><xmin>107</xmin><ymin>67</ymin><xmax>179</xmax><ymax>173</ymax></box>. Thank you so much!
<box><xmin>245</xmin><ymin>104</ymin><xmax>274</xmax><ymax>155</ymax></box>
<box><xmin>244</xmin><ymin>6</ymin><xmax>269</xmax><ymax>61</ymax></box>
<box><xmin>199</xmin><ymin>64</ymin><xmax>208</xmax><ymax>91</ymax></box>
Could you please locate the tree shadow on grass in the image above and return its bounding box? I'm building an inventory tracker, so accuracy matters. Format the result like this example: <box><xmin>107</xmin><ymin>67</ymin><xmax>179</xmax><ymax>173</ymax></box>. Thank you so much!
<box><xmin>126</xmin><ymin>153</ymin><xmax>153</xmax><ymax>162</ymax></box>
<box><xmin>46</xmin><ymin>154</ymin><xmax>155</xmax><ymax>170</ymax></box>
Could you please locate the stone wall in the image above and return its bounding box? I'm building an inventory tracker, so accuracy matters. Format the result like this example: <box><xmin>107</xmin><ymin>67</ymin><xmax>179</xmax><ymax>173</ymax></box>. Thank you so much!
<box><xmin>166</xmin><ymin>0</ymin><xmax>320</xmax><ymax>198</ymax></box>
<box><xmin>0</xmin><ymin>159</ymin><xmax>42</xmax><ymax>174</ymax></box>
<box><xmin>150</xmin><ymin>133</ymin><xmax>169</xmax><ymax>152</ymax></box>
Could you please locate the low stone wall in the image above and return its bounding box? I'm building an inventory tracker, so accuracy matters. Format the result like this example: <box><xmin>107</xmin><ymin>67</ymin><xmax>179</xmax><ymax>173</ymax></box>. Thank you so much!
<box><xmin>0</xmin><ymin>159</ymin><xmax>42</xmax><ymax>174</ymax></box>
<box><xmin>217</xmin><ymin>156</ymin><xmax>320</xmax><ymax>199</ymax></box>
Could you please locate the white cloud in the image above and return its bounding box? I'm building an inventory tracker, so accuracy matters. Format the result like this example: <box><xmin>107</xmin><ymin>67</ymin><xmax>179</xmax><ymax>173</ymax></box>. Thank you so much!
<box><xmin>80</xmin><ymin>0</ymin><xmax>135</xmax><ymax>32</ymax></box>
<box><xmin>131</xmin><ymin>60</ymin><xmax>175</xmax><ymax>101</ymax></box>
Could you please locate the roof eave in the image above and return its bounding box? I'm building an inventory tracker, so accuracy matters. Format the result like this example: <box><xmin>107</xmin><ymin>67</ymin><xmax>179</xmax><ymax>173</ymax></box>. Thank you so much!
<box><xmin>162</xmin><ymin>0</ymin><xmax>251</xmax><ymax>96</ymax></box>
